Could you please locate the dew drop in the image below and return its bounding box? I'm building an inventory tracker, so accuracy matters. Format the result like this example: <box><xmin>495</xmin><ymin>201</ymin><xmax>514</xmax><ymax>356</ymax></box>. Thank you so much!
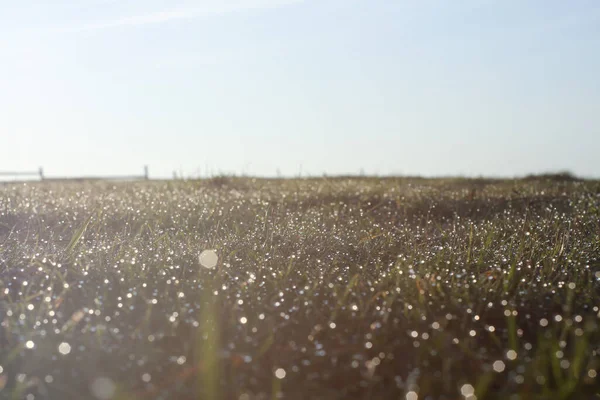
<box><xmin>275</xmin><ymin>368</ymin><xmax>286</xmax><ymax>379</ymax></box>
<box><xmin>199</xmin><ymin>250</ymin><xmax>218</xmax><ymax>269</ymax></box>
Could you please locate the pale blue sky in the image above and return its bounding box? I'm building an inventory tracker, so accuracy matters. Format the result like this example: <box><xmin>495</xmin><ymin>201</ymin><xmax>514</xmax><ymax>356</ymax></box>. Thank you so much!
<box><xmin>1</xmin><ymin>0</ymin><xmax>599</xmax><ymax>178</ymax></box>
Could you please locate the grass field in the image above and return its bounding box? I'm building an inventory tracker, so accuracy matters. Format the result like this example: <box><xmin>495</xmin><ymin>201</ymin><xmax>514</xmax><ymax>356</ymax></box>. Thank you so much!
<box><xmin>1</xmin><ymin>176</ymin><xmax>599</xmax><ymax>399</ymax></box>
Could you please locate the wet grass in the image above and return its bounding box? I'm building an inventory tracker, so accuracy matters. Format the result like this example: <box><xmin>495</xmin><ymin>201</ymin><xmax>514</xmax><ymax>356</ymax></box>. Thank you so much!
<box><xmin>1</xmin><ymin>176</ymin><xmax>599</xmax><ymax>400</ymax></box>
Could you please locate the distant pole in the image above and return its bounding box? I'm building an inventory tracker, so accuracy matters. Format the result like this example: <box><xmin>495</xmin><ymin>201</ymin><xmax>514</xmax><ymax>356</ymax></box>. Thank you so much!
<box><xmin>144</xmin><ymin>165</ymin><xmax>149</xmax><ymax>180</ymax></box>
<box><xmin>39</xmin><ymin>167</ymin><xmax>44</xmax><ymax>181</ymax></box>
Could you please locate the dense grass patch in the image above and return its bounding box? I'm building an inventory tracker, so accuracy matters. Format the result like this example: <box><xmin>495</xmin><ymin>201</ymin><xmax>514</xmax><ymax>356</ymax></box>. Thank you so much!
<box><xmin>1</xmin><ymin>177</ymin><xmax>599</xmax><ymax>399</ymax></box>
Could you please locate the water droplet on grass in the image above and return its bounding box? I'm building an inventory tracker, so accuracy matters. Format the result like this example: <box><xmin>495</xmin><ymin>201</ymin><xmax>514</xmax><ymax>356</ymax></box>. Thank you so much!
<box><xmin>506</xmin><ymin>350</ymin><xmax>517</xmax><ymax>360</ymax></box>
<box><xmin>58</xmin><ymin>342</ymin><xmax>71</xmax><ymax>355</ymax></box>
<box><xmin>493</xmin><ymin>360</ymin><xmax>505</xmax><ymax>372</ymax></box>
<box><xmin>275</xmin><ymin>368</ymin><xmax>286</xmax><ymax>379</ymax></box>
<box><xmin>199</xmin><ymin>250</ymin><xmax>218</xmax><ymax>269</ymax></box>
<box><xmin>460</xmin><ymin>383</ymin><xmax>474</xmax><ymax>397</ymax></box>
<box><xmin>406</xmin><ymin>391</ymin><xmax>418</xmax><ymax>400</ymax></box>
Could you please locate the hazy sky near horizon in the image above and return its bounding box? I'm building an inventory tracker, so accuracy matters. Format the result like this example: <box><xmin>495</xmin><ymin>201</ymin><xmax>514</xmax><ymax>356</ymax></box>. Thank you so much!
<box><xmin>1</xmin><ymin>0</ymin><xmax>599</xmax><ymax>178</ymax></box>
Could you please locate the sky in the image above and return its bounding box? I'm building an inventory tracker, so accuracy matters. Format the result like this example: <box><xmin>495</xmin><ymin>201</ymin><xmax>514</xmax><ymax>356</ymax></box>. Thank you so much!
<box><xmin>1</xmin><ymin>0</ymin><xmax>599</xmax><ymax>179</ymax></box>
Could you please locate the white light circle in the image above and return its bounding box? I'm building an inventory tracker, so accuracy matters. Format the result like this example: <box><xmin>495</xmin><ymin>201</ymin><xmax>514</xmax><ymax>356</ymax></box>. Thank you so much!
<box><xmin>199</xmin><ymin>250</ymin><xmax>218</xmax><ymax>269</ymax></box>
